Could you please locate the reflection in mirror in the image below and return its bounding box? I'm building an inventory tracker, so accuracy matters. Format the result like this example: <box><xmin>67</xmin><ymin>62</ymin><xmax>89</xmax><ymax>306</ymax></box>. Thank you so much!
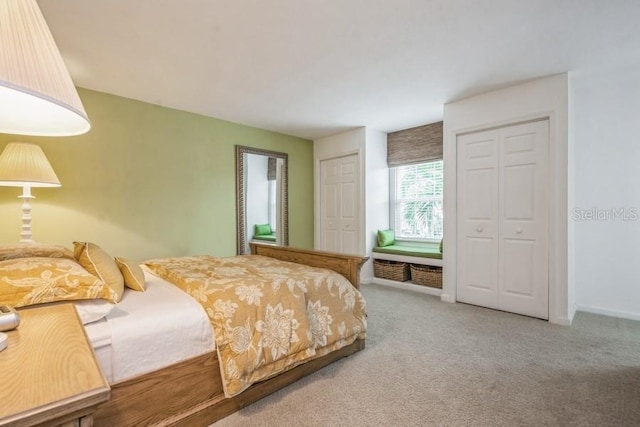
<box><xmin>236</xmin><ymin>145</ymin><xmax>288</xmax><ymax>254</ymax></box>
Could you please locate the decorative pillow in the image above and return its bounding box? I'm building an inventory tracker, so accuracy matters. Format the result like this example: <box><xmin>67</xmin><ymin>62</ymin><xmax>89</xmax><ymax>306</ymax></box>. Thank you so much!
<box><xmin>74</xmin><ymin>299</ymin><xmax>116</xmax><ymax>324</ymax></box>
<box><xmin>254</xmin><ymin>224</ymin><xmax>272</xmax><ymax>236</ymax></box>
<box><xmin>0</xmin><ymin>257</ymin><xmax>117</xmax><ymax>307</ymax></box>
<box><xmin>0</xmin><ymin>243</ymin><xmax>74</xmax><ymax>261</ymax></box>
<box><xmin>377</xmin><ymin>229</ymin><xmax>395</xmax><ymax>247</ymax></box>
<box><xmin>115</xmin><ymin>257</ymin><xmax>146</xmax><ymax>292</ymax></box>
<box><xmin>73</xmin><ymin>242</ymin><xmax>125</xmax><ymax>303</ymax></box>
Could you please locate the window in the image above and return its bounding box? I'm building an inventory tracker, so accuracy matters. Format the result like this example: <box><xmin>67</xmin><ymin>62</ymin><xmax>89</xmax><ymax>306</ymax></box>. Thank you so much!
<box><xmin>390</xmin><ymin>160</ymin><xmax>443</xmax><ymax>241</ymax></box>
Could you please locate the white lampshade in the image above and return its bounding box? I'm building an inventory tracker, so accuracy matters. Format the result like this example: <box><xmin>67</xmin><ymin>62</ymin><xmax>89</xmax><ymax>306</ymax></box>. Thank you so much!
<box><xmin>0</xmin><ymin>0</ymin><xmax>90</xmax><ymax>136</ymax></box>
<box><xmin>0</xmin><ymin>142</ymin><xmax>60</xmax><ymax>187</ymax></box>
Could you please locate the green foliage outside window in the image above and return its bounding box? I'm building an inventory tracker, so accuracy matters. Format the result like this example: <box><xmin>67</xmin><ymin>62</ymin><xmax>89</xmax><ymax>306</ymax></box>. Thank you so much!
<box><xmin>393</xmin><ymin>160</ymin><xmax>443</xmax><ymax>240</ymax></box>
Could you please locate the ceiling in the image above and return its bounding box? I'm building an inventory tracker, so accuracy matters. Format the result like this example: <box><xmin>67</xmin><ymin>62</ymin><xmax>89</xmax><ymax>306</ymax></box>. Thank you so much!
<box><xmin>38</xmin><ymin>0</ymin><xmax>640</xmax><ymax>140</ymax></box>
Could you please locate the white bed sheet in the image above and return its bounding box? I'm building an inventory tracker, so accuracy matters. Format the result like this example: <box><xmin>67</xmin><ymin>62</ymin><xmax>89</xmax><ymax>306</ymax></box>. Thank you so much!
<box><xmin>84</xmin><ymin>270</ymin><xmax>215</xmax><ymax>383</ymax></box>
<box><xmin>84</xmin><ymin>317</ymin><xmax>112</xmax><ymax>381</ymax></box>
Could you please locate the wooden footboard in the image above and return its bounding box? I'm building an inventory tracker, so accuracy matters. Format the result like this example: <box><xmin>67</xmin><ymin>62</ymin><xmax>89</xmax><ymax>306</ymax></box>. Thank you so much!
<box><xmin>250</xmin><ymin>243</ymin><xmax>367</xmax><ymax>289</ymax></box>
<box><xmin>94</xmin><ymin>339</ymin><xmax>364</xmax><ymax>426</ymax></box>
<box><xmin>93</xmin><ymin>246</ymin><xmax>367</xmax><ymax>426</ymax></box>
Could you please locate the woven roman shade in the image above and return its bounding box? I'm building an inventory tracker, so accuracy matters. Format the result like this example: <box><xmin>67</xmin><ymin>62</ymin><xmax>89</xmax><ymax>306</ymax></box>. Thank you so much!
<box><xmin>387</xmin><ymin>121</ymin><xmax>443</xmax><ymax>167</ymax></box>
<box><xmin>267</xmin><ymin>157</ymin><xmax>277</xmax><ymax>181</ymax></box>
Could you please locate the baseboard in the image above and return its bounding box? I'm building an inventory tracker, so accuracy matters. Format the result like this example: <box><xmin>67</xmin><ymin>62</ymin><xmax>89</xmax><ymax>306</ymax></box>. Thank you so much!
<box><xmin>549</xmin><ymin>316</ymin><xmax>572</xmax><ymax>326</ymax></box>
<box><xmin>360</xmin><ymin>275</ymin><xmax>373</xmax><ymax>286</ymax></box>
<box><xmin>440</xmin><ymin>293</ymin><xmax>455</xmax><ymax>303</ymax></box>
<box><xmin>370</xmin><ymin>277</ymin><xmax>442</xmax><ymax>297</ymax></box>
<box><xmin>569</xmin><ymin>302</ymin><xmax>577</xmax><ymax>324</ymax></box>
<box><xmin>576</xmin><ymin>304</ymin><xmax>640</xmax><ymax>322</ymax></box>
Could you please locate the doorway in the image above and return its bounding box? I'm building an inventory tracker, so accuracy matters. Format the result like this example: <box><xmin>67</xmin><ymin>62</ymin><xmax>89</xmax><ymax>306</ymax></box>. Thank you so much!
<box><xmin>456</xmin><ymin>120</ymin><xmax>549</xmax><ymax>319</ymax></box>
<box><xmin>318</xmin><ymin>153</ymin><xmax>360</xmax><ymax>254</ymax></box>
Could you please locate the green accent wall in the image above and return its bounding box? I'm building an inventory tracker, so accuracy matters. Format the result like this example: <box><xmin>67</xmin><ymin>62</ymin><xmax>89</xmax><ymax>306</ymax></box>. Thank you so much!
<box><xmin>0</xmin><ymin>88</ymin><xmax>314</xmax><ymax>260</ymax></box>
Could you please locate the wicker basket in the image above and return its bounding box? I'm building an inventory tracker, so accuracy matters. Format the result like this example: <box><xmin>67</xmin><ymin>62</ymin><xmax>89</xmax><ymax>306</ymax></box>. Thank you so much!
<box><xmin>373</xmin><ymin>259</ymin><xmax>410</xmax><ymax>282</ymax></box>
<box><xmin>410</xmin><ymin>264</ymin><xmax>443</xmax><ymax>288</ymax></box>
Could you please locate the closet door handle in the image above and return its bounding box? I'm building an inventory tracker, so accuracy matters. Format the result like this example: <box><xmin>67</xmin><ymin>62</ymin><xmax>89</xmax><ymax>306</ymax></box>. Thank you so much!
<box><xmin>516</xmin><ymin>228</ymin><xmax>523</xmax><ymax>234</ymax></box>
<box><xmin>476</xmin><ymin>226</ymin><xmax>483</xmax><ymax>232</ymax></box>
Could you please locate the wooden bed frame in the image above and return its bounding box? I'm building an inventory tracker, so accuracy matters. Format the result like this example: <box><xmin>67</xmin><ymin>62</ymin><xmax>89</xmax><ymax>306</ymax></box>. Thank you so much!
<box><xmin>93</xmin><ymin>244</ymin><xmax>367</xmax><ymax>426</ymax></box>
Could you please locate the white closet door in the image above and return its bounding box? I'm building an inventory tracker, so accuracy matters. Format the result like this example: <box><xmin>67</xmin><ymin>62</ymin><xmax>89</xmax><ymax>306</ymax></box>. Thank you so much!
<box><xmin>319</xmin><ymin>154</ymin><xmax>359</xmax><ymax>254</ymax></box>
<box><xmin>457</xmin><ymin>120</ymin><xmax>549</xmax><ymax>319</ymax></box>
<box><xmin>498</xmin><ymin>120</ymin><xmax>549</xmax><ymax>319</ymax></box>
<box><xmin>457</xmin><ymin>129</ymin><xmax>500</xmax><ymax>309</ymax></box>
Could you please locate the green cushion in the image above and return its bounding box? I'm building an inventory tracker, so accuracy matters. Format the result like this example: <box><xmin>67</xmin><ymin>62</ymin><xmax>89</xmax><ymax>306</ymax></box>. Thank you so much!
<box><xmin>377</xmin><ymin>229</ymin><xmax>395</xmax><ymax>247</ymax></box>
<box><xmin>254</xmin><ymin>224</ymin><xmax>272</xmax><ymax>236</ymax></box>
<box><xmin>373</xmin><ymin>244</ymin><xmax>442</xmax><ymax>260</ymax></box>
<box><xmin>253</xmin><ymin>233</ymin><xmax>276</xmax><ymax>242</ymax></box>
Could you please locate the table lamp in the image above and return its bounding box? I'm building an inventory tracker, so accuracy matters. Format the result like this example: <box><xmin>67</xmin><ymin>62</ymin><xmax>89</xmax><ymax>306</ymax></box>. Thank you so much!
<box><xmin>0</xmin><ymin>142</ymin><xmax>61</xmax><ymax>243</ymax></box>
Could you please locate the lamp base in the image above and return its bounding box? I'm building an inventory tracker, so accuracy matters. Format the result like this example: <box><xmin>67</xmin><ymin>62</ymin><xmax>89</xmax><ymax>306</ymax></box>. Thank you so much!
<box><xmin>18</xmin><ymin>187</ymin><xmax>35</xmax><ymax>244</ymax></box>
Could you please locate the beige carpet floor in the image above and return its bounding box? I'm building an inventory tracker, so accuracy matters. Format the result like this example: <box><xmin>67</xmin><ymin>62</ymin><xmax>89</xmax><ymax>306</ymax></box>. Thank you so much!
<box><xmin>212</xmin><ymin>283</ymin><xmax>640</xmax><ymax>427</ymax></box>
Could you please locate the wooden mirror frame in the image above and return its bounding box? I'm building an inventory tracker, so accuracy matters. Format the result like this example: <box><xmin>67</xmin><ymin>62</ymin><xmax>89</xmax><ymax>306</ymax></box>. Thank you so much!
<box><xmin>236</xmin><ymin>145</ymin><xmax>289</xmax><ymax>255</ymax></box>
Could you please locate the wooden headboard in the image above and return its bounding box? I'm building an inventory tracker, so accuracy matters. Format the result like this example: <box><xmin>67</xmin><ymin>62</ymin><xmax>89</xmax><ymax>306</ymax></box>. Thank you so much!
<box><xmin>249</xmin><ymin>243</ymin><xmax>367</xmax><ymax>289</ymax></box>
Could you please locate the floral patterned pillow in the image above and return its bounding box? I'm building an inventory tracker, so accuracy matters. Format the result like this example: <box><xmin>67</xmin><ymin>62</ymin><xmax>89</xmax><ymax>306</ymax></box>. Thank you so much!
<box><xmin>0</xmin><ymin>243</ymin><xmax>74</xmax><ymax>261</ymax></box>
<box><xmin>0</xmin><ymin>257</ymin><xmax>117</xmax><ymax>308</ymax></box>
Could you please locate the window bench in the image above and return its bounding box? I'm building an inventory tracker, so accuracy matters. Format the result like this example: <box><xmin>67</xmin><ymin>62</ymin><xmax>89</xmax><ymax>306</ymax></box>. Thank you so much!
<box><xmin>252</xmin><ymin>233</ymin><xmax>276</xmax><ymax>243</ymax></box>
<box><xmin>372</xmin><ymin>244</ymin><xmax>442</xmax><ymax>267</ymax></box>
<box><xmin>371</xmin><ymin>244</ymin><xmax>443</xmax><ymax>296</ymax></box>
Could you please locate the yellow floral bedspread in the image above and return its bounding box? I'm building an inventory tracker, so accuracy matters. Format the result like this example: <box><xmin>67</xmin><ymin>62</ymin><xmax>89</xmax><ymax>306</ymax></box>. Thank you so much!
<box><xmin>144</xmin><ymin>255</ymin><xmax>367</xmax><ymax>397</ymax></box>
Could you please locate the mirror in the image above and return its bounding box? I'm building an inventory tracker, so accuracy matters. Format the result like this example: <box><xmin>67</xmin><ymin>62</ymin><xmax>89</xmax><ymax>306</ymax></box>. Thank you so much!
<box><xmin>236</xmin><ymin>145</ymin><xmax>288</xmax><ymax>254</ymax></box>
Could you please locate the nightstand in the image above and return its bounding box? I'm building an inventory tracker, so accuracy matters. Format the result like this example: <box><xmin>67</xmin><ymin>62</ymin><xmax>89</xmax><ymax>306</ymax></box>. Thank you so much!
<box><xmin>0</xmin><ymin>304</ymin><xmax>110</xmax><ymax>427</ymax></box>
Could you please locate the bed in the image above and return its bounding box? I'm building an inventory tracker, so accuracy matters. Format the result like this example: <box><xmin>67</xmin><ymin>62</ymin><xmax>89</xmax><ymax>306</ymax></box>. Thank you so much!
<box><xmin>0</xmin><ymin>242</ymin><xmax>366</xmax><ymax>426</ymax></box>
<box><xmin>86</xmin><ymin>243</ymin><xmax>367</xmax><ymax>426</ymax></box>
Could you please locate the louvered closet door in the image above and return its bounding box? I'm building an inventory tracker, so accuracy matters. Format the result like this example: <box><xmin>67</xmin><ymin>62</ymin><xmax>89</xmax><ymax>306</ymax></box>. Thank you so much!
<box><xmin>457</xmin><ymin>120</ymin><xmax>549</xmax><ymax>319</ymax></box>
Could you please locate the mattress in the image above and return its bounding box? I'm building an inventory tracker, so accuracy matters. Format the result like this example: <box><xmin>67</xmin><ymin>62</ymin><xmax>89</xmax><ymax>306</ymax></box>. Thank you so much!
<box><xmin>83</xmin><ymin>317</ymin><xmax>113</xmax><ymax>381</ymax></box>
<box><xmin>84</xmin><ymin>270</ymin><xmax>215</xmax><ymax>384</ymax></box>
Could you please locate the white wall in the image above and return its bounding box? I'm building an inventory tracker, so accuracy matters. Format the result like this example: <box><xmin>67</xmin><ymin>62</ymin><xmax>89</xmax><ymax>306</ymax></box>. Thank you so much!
<box><xmin>314</xmin><ymin>127</ymin><xmax>389</xmax><ymax>284</ymax></box>
<box><xmin>246</xmin><ymin>154</ymin><xmax>270</xmax><ymax>252</ymax></box>
<box><xmin>443</xmin><ymin>74</ymin><xmax>570</xmax><ymax>325</ymax></box>
<box><xmin>570</xmin><ymin>63</ymin><xmax>640</xmax><ymax>321</ymax></box>
<box><xmin>363</xmin><ymin>128</ymin><xmax>389</xmax><ymax>283</ymax></box>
